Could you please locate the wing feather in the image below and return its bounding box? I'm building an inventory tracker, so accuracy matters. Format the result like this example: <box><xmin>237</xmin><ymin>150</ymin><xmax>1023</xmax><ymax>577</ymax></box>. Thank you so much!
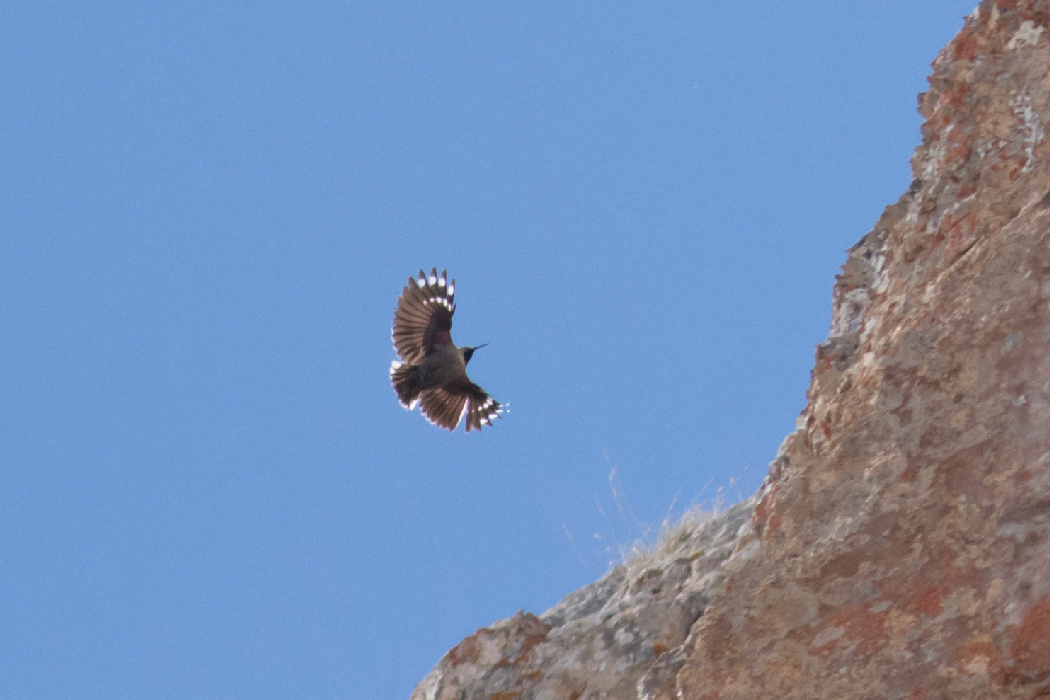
<box><xmin>419</xmin><ymin>387</ymin><xmax>468</xmax><ymax>431</ymax></box>
<box><xmin>443</xmin><ymin>378</ymin><xmax>504</xmax><ymax>432</ymax></box>
<box><xmin>391</xmin><ymin>268</ymin><xmax>455</xmax><ymax>364</ymax></box>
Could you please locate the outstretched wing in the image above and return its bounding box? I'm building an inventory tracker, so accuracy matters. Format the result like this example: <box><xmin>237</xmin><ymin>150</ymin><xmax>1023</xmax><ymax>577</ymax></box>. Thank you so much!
<box><xmin>391</xmin><ymin>268</ymin><xmax>455</xmax><ymax>365</ymax></box>
<box><xmin>419</xmin><ymin>378</ymin><xmax>503</xmax><ymax>432</ymax></box>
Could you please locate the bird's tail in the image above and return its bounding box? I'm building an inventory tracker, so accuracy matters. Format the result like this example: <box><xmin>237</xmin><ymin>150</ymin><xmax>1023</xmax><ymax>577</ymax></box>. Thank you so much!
<box><xmin>390</xmin><ymin>361</ymin><xmax>422</xmax><ymax>409</ymax></box>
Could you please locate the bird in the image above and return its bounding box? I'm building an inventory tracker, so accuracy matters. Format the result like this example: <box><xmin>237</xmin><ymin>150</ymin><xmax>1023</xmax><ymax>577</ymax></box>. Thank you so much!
<box><xmin>389</xmin><ymin>268</ymin><xmax>504</xmax><ymax>431</ymax></box>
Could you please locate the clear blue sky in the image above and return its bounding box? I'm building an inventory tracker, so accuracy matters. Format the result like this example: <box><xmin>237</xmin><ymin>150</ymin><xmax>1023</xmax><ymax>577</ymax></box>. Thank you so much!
<box><xmin>2</xmin><ymin>3</ymin><xmax>974</xmax><ymax>698</ymax></box>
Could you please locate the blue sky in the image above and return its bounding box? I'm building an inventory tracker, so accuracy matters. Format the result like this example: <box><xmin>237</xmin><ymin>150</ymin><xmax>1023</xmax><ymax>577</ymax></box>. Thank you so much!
<box><xmin>2</xmin><ymin>3</ymin><xmax>974</xmax><ymax>698</ymax></box>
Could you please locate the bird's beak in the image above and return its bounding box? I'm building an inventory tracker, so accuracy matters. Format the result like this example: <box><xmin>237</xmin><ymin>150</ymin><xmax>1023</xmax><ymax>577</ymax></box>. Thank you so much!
<box><xmin>473</xmin><ymin>344</ymin><xmax>488</xmax><ymax>351</ymax></box>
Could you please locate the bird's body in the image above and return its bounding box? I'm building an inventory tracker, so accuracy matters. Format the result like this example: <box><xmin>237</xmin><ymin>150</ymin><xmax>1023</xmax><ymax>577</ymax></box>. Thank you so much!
<box><xmin>390</xmin><ymin>344</ymin><xmax>471</xmax><ymax>404</ymax></box>
<box><xmin>389</xmin><ymin>268</ymin><xmax>503</xmax><ymax>431</ymax></box>
<box><xmin>416</xmin><ymin>344</ymin><xmax>469</xmax><ymax>388</ymax></box>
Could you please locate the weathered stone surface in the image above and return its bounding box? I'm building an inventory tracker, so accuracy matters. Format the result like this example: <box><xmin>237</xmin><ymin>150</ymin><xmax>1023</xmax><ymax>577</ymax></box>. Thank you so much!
<box><xmin>412</xmin><ymin>2</ymin><xmax>1050</xmax><ymax>698</ymax></box>
<box><xmin>409</xmin><ymin>500</ymin><xmax>755</xmax><ymax>700</ymax></box>
<box><xmin>679</xmin><ymin>2</ymin><xmax>1050</xmax><ymax>697</ymax></box>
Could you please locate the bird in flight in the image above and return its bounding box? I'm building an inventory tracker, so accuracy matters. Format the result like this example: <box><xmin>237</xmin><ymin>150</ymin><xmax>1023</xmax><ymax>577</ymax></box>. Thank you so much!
<box><xmin>390</xmin><ymin>268</ymin><xmax>504</xmax><ymax>431</ymax></box>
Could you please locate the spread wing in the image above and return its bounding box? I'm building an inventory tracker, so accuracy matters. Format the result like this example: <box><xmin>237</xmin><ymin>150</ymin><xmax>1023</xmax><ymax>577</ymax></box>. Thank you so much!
<box><xmin>419</xmin><ymin>379</ymin><xmax>503</xmax><ymax>432</ymax></box>
<box><xmin>391</xmin><ymin>268</ymin><xmax>455</xmax><ymax>365</ymax></box>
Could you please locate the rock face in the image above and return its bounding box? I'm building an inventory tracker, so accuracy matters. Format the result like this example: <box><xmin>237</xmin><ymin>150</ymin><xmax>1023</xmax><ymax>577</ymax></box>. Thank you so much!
<box><xmin>678</xmin><ymin>2</ymin><xmax>1050</xmax><ymax>697</ymax></box>
<box><xmin>410</xmin><ymin>500</ymin><xmax>757</xmax><ymax>700</ymax></box>
<box><xmin>411</xmin><ymin>2</ymin><xmax>1050</xmax><ymax>698</ymax></box>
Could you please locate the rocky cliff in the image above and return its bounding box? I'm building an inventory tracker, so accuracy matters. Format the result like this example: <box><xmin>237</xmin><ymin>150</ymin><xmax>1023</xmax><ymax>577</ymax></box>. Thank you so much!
<box><xmin>411</xmin><ymin>500</ymin><xmax>756</xmax><ymax>700</ymax></box>
<box><xmin>411</xmin><ymin>2</ymin><xmax>1050</xmax><ymax>698</ymax></box>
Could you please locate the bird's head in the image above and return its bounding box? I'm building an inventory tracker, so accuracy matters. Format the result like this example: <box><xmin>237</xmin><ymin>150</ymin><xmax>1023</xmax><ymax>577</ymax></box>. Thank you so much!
<box><xmin>462</xmin><ymin>344</ymin><xmax>487</xmax><ymax>364</ymax></box>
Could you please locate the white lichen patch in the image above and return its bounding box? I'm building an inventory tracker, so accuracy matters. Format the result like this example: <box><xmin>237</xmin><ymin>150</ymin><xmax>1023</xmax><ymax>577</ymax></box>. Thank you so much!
<box><xmin>733</xmin><ymin>538</ymin><xmax>760</xmax><ymax>562</ymax></box>
<box><xmin>964</xmin><ymin>654</ymin><xmax>992</xmax><ymax>676</ymax></box>
<box><xmin>923</xmin><ymin>125</ymin><xmax>953</xmax><ymax>182</ymax></box>
<box><xmin>613</xmin><ymin>627</ymin><xmax>636</xmax><ymax>647</ymax></box>
<box><xmin>871</xmin><ymin>267</ymin><xmax>890</xmax><ymax>297</ymax></box>
<box><xmin>1010</xmin><ymin>89</ymin><xmax>1045</xmax><ymax>172</ymax></box>
<box><xmin>922</xmin><ymin>281</ymin><xmax>938</xmax><ymax>304</ymax></box>
<box><xmin>831</xmin><ymin>288</ymin><xmax>870</xmax><ymax>337</ymax></box>
<box><xmin>1006</xmin><ymin>20</ymin><xmax>1044</xmax><ymax>49</ymax></box>
<box><xmin>859</xmin><ymin>314</ymin><xmax>878</xmax><ymax>346</ymax></box>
